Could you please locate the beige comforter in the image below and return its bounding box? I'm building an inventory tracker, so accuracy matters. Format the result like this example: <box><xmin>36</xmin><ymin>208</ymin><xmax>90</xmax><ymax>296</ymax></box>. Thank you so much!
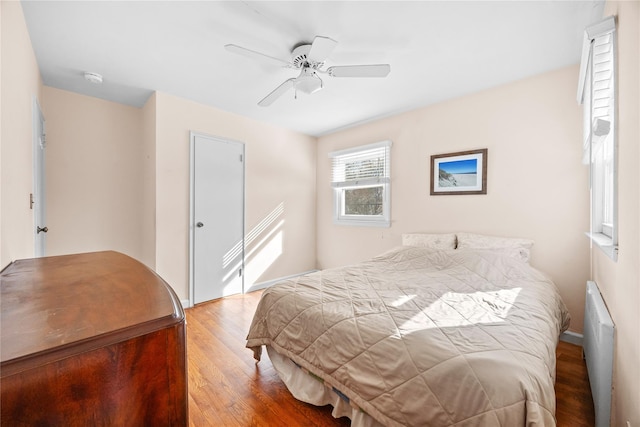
<box><xmin>246</xmin><ymin>247</ymin><xmax>570</xmax><ymax>426</ymax></box>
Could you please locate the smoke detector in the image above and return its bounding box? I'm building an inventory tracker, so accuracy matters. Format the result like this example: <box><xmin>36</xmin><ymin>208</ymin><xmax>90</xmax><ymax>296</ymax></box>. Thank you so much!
<box><xmin>84</xmin><ymin>72</ymin><xmax>103</xmax><ymax>84</ymax></box>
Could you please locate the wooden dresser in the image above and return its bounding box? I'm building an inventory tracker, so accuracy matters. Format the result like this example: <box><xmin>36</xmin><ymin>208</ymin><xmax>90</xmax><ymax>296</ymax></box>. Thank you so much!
<box><xmin>0</xmin><ymin>251</ymin><xmax>188</xmax><ymax>426</ymax></box>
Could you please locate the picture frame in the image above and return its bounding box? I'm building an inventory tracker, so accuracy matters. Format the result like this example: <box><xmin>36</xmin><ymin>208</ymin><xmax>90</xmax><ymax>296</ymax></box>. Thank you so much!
<box><xmin>430</xmin><ymin>149</ymin><xmax>487</xmax><ymax>195</ymax></box>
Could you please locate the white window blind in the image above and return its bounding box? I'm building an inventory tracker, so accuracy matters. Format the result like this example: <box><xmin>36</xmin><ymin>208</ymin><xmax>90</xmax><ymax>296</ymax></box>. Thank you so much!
<box><xmin>578</xmin><ymin>16</ymin><xmax>616</xmax><ymax>164</ymax></box>
<box><xmin>590</xmin><ymin>31</ymin><xmax>614</xmax><ymax>162</ymax></box>
<box><xmin>328</xmin><ymin>140</ymin><xmax>392</xmax><ymax>227</ymax></box>
<box><xmin>592</xmin><ymin>33</ymin><xmax>614</xmax><ymax>121</ymax></box>
<box><xmin>330</xmin><ymin>140</ymin><xmax>391</xmax><ymax>188</ymax></box>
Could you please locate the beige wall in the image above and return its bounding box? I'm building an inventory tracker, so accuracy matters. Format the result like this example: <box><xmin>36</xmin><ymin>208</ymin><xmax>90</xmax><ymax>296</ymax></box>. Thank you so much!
<box><xmin>317</xmin><ymin>65</ymin><xmax>590</xmax><ymax>335</ymax></box>
<box><xmin>140</xmin><ymin>93</ymin><xmax>157</xmax><ymax>269</ymax></box>
<box><xmin>27</xmin><ymin>85</ymin><xmax>316</xmax><ymax>303</ymax></box>
<box><xmin>592</xmin><ymin>2</ymin><xmax>640</xmax><ymax>426</ymax></box>
<box><xmin>154</xmin><ymin>92</ymin><xmax>317</xmax><ymax>301</ymax></box>
<box><xmin>0</xmin><ymin>1</ymin><xmax>43</xmax><ymax>267</ymax></box>
<box><xmin>41</xmin><ymin>87</ymin><xmax>145</xmax><ymax>261</ymax></box>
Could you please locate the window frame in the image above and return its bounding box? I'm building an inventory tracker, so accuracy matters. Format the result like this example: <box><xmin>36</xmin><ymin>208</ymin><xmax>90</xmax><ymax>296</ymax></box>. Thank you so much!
<box><xmin>329</xmin><ymin>140</ymin><xmax>392</xmax><ymax>228</ymax></box>
<box><xmin>577</xmin><ymin>16</ymin><xmax>618</xmax><ymax>260</ymax></box>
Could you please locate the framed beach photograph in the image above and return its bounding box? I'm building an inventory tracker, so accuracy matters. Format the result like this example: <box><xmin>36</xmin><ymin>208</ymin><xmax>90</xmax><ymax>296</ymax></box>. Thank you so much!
<box><xmin>430</xmin><ymin>149</ymin><xmax>487</xmax><ymax>195</ymax></box>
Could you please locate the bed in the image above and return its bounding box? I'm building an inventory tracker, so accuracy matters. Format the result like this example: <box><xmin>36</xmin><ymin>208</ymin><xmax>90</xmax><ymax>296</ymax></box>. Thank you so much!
<box><xmin>246</xmin><ymin>234</ymin><xmax>570</xmax><ymax>426</ymax></box>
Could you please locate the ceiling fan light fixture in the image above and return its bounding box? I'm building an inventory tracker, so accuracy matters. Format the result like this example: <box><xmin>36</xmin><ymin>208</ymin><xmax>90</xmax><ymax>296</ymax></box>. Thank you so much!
<box><xmin>295</xmin><ymin>69</ymin><xmax>323</xmax><ymax>95</ymax></box>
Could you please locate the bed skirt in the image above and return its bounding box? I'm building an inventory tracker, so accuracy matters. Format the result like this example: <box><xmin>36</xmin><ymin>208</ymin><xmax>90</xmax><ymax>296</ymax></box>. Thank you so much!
<box><xmin>266</xmin><ymin>345</ymin><xmax>384</xmax><ymax>427</ymax></box>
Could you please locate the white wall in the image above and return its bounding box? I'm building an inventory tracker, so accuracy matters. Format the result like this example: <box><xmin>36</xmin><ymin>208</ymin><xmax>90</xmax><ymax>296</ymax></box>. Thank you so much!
<box><xmin>316</xmin><ymin>65</ymin><xmax>590</xmax><ymax>335</ymax></box>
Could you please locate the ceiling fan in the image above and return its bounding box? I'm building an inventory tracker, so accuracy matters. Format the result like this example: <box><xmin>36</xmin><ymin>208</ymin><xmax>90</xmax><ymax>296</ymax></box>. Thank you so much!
<box><xmin>225</xmin><ymin>36</ymin><xmax>391</xmax><ymax>107</ymax></box>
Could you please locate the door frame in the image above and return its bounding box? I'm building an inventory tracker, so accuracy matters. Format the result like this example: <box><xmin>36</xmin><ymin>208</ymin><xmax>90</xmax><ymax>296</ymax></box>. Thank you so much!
<box><xmin>188</xmin><ymin>131</ymin><xmax>246</xmax><ymax>307</ymax></box>
<box><xmin>32</xmin><ymin>97</ymin><xmax>46</xmax><ymax>257</ymax></box>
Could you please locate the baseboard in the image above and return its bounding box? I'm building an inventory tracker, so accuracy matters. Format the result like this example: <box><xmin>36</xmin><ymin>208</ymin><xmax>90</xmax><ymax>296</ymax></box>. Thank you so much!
<box><xmin>245</xmin><ymin>270</ymin><xmax>319</xmax><ymax>293</ymax></box>
<box><xmin>182</xmin><ymin>271</ymin><xmax>318</xmax><ymax>308</ymax></box>
<box><xmin>560</xmin><ymin>330</ymin><xmax>584</xmax><ymax>346</ymax></box>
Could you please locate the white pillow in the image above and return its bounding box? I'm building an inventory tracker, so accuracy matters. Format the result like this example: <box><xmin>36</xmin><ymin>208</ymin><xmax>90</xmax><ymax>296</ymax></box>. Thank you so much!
<box><xmin>456</xmin><ymin>232</ymin><xmax>534</xmax><ymax>263</ymax></box>
<box><xmin>401</xmin><ymin>233</ymin><xmax>457</xmax><ymax>250</ymax></box>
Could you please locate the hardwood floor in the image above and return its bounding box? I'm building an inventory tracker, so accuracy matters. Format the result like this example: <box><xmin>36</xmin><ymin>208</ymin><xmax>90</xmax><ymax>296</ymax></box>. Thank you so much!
<box><xmin>556</xmin><ymin>340</ymin><xmax>596</xmax><ymax>426</ymax></box>
<box><xmin>186</xmin><ymin>291</ymin><xmax>594</xmax><ymax>426</ymax></box>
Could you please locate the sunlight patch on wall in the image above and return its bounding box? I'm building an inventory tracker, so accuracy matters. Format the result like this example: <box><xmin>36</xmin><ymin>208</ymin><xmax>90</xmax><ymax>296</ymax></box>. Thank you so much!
<box><xmin>219</xmin><ymin>202</ymin><xmax>286</xmax><ymax>289</ymax></box>
<box><xmin>216</xmin><ymin>202</ymin><xmax>286</xmax><ymax>295</ymax></box>
<box><xmin>245</xmin><ymin>226</ymin><xmax>284</xmax><ymax>286</ymax></box>
<box><xmin>222</xmin><ymin>202</ymin><xmax>284</xmax><ymax>269</ymax></box>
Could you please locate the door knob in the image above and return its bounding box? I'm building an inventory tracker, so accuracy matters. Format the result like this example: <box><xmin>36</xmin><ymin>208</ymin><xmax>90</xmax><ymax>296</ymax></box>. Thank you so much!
<box><xmin>196</xmin><ymin>222</ymin><xmax>204</xmax><ymax>228</ymax></box>
<box><xmin>37</xmin><ymin>226</ymin><xmax>48</xmax><ymax>233</ymax></box>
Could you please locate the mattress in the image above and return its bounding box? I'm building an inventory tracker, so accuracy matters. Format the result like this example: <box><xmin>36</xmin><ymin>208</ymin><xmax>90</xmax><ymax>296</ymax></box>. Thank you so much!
<box><xmin>247</xmin><ymin>246</ymin><xmax>570</xmax><ymax>426</ymax></box>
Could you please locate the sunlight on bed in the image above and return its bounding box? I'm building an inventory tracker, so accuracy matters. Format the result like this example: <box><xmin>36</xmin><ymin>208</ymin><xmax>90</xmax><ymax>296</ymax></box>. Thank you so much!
<box><xmin>390</xmin><ymin>294</ymin><xmax>416</xmax><ymax>307</ymax></box>
<box><xmin>397</xmin><ymin>288</ymin><xmax>522</xmax><ymax>333</ymax></box>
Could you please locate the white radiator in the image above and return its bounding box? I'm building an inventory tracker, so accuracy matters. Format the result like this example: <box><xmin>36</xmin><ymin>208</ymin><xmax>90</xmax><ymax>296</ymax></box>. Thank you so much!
<box><xmin>583</xmin><ymin>281</ymin><xmax>614</xmax><ymax>427</ymax></box>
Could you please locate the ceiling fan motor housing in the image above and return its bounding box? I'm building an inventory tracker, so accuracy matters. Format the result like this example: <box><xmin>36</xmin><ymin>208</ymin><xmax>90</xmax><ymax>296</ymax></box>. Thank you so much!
<box><xmin>291</xmin><ymin>44</ymin><xmax>319</xmax><ymax>68</ymax></box>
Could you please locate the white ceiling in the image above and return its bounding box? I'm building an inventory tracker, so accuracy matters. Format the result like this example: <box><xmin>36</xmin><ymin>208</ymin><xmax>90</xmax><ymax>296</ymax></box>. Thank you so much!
<box><xmin>21</xmin><ymin>1</ymin><xmax>604</xmax><ymax>136</ymax></box>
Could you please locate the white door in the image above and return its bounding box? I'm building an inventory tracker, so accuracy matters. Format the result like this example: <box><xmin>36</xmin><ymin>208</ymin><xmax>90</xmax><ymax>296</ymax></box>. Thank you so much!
<box><xmin>33</xmin><ymin>98</ymin><xmax>47</xmax><ymax>257</ymax></box>
<box><xmin>190</xmin><ymin>132</ymin><xmax>245</xmax><ymax>305</ymax></box>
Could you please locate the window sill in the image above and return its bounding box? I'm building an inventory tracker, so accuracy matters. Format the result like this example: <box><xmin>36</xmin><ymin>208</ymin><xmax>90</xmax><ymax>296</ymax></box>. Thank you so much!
<box><xmin>585</xmin><ymin>232</ymin><xmax>618</xmax><ymax>261</ymax></box>
<box><xmin>334</xmin><ymin>219</ymin><xmax>390</xmax><ymax>228</ymax></box>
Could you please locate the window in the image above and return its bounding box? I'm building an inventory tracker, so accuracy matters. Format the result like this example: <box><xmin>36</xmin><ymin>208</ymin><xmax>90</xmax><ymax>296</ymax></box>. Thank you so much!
<box><xmin>577</xmin><ymin>16</ymin><xmax>617</xmax><ymax>260</ymax></box>
<box><xmin>329</xmin><ymin>140</ymin><xmax>392</xmax><ymax>227</ymax></box>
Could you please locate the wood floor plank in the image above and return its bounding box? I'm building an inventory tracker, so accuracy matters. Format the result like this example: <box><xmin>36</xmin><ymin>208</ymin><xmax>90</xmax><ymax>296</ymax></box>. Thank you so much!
<box><xmin>187</xmin><ymin>291</ymin><xmax>594</xmax><ymax>426</ymax></box>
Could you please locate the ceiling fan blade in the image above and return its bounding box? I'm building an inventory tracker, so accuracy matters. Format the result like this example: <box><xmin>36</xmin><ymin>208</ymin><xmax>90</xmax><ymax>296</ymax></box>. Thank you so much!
<box><xmin>327</xmin><ymin>64</ymin><xmax>391</xmax><ymax>78</ymax></box>
<box><xmin>307</xmin><ymin>36</ymin><xmax>338</xmax><ymax>63</ymax></box>
<box><xmin>225</xmin><ymin>44</ymin><xmax>292</xmax><ymax>68</ymax></box>
<box><xmin>258</xmin><ymin>78</ymin><xmax>296</xmax><ymax>107</ymax></box>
